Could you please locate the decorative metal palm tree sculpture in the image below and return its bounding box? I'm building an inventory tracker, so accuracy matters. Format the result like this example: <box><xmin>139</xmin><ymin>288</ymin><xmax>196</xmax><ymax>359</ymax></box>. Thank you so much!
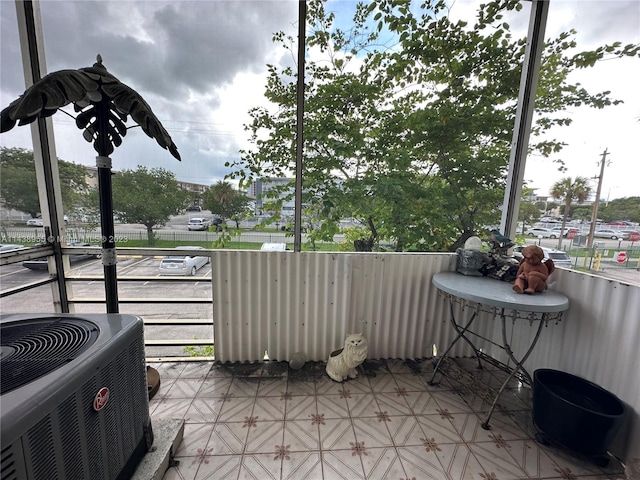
<box><xmin>1</xmin><ymin>55</ymin><xmax>180</xmax><ymax>313</ymax></box>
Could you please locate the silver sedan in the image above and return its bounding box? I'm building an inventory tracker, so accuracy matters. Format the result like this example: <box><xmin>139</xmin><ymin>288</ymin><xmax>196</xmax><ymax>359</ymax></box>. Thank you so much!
<box><xmin>159</xmin><ymin>246</ymin><xmax>210</xmax><ymax>276</ymax></box>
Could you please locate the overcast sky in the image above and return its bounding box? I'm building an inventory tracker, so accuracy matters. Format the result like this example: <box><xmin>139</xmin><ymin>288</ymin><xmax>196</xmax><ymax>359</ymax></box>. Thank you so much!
<box><xmin>1</xmin><ymin>0</ymin><xmax>638</xmax><ymax>201</ymax></box>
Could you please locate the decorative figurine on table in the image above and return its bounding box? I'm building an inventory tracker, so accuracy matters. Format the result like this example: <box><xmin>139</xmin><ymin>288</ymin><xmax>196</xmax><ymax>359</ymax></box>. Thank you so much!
<box><xmin>489</xmin><ymin>229</ymin><xmax>515</xmax><ymax>256</ymax></box>
<box><xmin>512</xmin><ymin>245</ymin><xmax>555</xmax><ymax>294</ymax></box>
<box><xmin>326</xmin><ymin>333</ymin><xmax>368</xmax><ymax>382</ymax></box>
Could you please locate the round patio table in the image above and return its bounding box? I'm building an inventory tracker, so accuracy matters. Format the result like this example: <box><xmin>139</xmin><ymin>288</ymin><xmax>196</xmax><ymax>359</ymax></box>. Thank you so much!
<box><xmin>429</xmin><ymin>271</ymin><xmax>569</xmax><ymax>429</ymax></box>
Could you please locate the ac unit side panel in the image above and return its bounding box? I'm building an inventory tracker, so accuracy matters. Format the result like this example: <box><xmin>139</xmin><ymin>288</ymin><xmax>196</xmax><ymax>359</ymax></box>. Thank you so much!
<box><xmin>0</xmin><ymin>314</ymin><xmax>150</xmax><ymax>480</ymax></box>
<box><xmin>0</xmin><ymin>314</ymin><xmax>145</xmax><ymax>447</ymax></box>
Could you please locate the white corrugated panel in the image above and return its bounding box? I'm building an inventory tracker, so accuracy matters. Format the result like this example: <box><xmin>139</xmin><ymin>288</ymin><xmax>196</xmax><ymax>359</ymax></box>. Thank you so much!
<box><xmin>212</xmin><ymin>251</ymin><xmax>459</xmax><ymax>363</ymax></box>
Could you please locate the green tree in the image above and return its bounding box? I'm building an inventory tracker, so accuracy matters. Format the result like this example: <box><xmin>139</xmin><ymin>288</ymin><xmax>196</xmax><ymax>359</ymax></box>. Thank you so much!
<box><xmin>550</xmin><ymin>176</ymin><xmax>592</xmax><ymax>248</ymax></box>
<box><xmin>0</xmin><ymin>147</ymin><xmax>89</xmax><ymax>217</ymax></box>
<box><xmin>202</xmin><ymin>181</ymin><xmax>250</xmax><ymax>224</ymax></box>
<box><xmin>518</xmin><ymin>201</ymin><xmax>541</xmax><ymax>233</ymax></box>
<box><xmin>111</xmin><ymin>166</ymin><xmax>188</xmax><ymax>244</ymax></box>
<box><xmin>229</xmin><ymin>0</ymin><xmax>637</xmax><ymax>251</ymax></box>
<box><xmin>598</xmin><ymin>197</ymin><xmax>640</xmax><ymax>224</ymax></box>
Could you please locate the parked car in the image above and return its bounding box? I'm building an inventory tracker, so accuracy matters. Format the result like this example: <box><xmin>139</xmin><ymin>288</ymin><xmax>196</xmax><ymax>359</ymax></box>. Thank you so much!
<box><xmin>525</xmin><ymin>227</ymin><xmax>556</xmax><ymax>238</ymax></box>
<box><xmin>593</xmin><ymin>229</ymin><xmax>628</xmax><ymax>240</ymax></box>
<box><xmin>187</xmin><ymin>217</ymin><xmax>210</xmax><ymax>231</ymax></box>
<box><xmin>260</xmin><ymin>243</ymin><xmax>288</xmax><ymax>251</ymax></box>
<box><xmin>513</xmin><ymin>245</ymin><xmax>572</xmax><ymax>269</ymax></box>
<box><xmin>22</xmin><ymin>242</ymin><xmax>100</xmax><ymax>270</ymax></box>
<box><xmin>159</xmin><ymin>246</ymin><xmax>209</xmax><ymax>276</ymax></box>
<box><xmin>0</xmin><ymin>244</ymin><xmax>24</xmax><ymax>253</ymax></box>
<box><xmin>26</xmin><ymin>215</ymin><xmax>69</xmax><ymax>226</ymax></box>
<box><xmin>550</xmin><ymin>227</ymin><xmax>579</xmax><ymax>238</ymax></box>
<box><xmin>186</xmin><ymin>205</ymin><xmax>202</xmax><ymax>212</ymax></box>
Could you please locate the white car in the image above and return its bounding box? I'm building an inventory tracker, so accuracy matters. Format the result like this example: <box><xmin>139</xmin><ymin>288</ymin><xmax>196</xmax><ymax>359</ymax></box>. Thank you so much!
<box><xmin>159</xmin><ymin>246</ymin><xmax>209</xmax><ymax>276</ymax></box>
<box><xmin>187</xmin><ymin>217</ymin><xmax>209</xmax><ymax>231</ymax></box>
<box><xmin>526</xmin><ymin>227</ymin><xmax>556</xmax><ymax>238</ymax></box>
<box><xmin>26</xmin><ymin>215</ymin><xmax>69</xmax><ymax>226</ymax></box>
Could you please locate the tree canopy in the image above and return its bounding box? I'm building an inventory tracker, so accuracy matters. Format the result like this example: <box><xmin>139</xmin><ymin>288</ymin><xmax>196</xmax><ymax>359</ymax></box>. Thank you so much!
<box><xmin>202</xmin><ymin>181</ymin><xmax>251</xmax><ymax>223</ymax></box>
<box><xmin>229</xmin><ymin>0</ymin><xmax>639</xmax><ymax>251</ymax></box>
<box><xmin>111</xmin><ymin>166</ymin><xmax>189</xmax><ymax>244</ymax></box>
<box><xmin>0</xmin><ymin>146</ymin><xmax>89</xmax><ymax>217</ymax></box>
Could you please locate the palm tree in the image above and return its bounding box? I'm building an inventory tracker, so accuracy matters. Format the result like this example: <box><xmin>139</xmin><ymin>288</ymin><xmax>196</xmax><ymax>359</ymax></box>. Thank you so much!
<box><xmin>550</xmin><ymin>176</ymin><xmax>592</xmax><ymax>249</ymax></box>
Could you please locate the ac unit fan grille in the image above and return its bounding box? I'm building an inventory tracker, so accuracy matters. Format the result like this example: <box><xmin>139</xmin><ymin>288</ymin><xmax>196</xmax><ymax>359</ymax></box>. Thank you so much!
<box><xmin>0</xmin><ymin>317</ymin><xmax>99</xmax><ymax>395</ymax></box>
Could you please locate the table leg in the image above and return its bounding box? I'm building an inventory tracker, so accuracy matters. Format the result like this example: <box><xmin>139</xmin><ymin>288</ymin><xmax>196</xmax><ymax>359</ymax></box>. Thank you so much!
<box><xmin>429</xmin><ymin>297</ymin><xmax>483</xmax><ymax>385</ymax></box>
<box><xmin>481</xmin><ymin>315</ymin><xmax>546</xmax><ymax>429</ymax></box>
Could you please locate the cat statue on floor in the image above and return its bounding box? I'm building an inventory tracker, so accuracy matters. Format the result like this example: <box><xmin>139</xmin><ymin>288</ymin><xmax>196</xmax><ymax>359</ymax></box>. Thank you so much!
<box><xmin>326</xmin><ymin>333</ymin><xmax>368</xmax><ymax>382</ymax></box>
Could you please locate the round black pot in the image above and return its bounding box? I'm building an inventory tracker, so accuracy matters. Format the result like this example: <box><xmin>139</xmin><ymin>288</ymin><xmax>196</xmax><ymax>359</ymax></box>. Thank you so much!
<box><xmin>533</xmin><ymin>369</ymin><xmax>625</xmax><ymax>458</ymax></box>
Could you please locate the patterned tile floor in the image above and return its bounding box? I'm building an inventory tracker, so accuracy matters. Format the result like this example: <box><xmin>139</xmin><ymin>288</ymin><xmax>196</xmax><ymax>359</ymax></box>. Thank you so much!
<box><xmin>149</xmin><ymin>358</ymin><xmax>626</xmax><ymax>480</ymax></box>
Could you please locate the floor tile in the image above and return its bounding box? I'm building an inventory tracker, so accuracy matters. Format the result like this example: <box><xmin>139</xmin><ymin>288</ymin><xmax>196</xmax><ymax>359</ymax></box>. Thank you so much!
<box><xmin>245</xmin><ymin>420</ymin><xmax>284</xmax><ymax>454</ymax></box>
<box><xmin>467</xmin><ymin>440</ymin><xmax>529</xmax><ymax>479</ymax></box>
<box><xmin>286</xmin><ymin>394</ymin><xmax>318</xmax><ymax>420</ymax></box>
<box><xmin>321</xmin><ymin>449</ymin><xmax>366</xmax><ymax>480</ymax></box>
<box><xmin>393</xmin><ymin>373</ymin><xmax>429</xmax><ymax>392</ymax></box>
<box><xmin>258</xmin><ymin>377</ymin><xmax>288</xmax><ymax>397</ymax></box>
<box><xmin>208</xmin><ymin>422</ymin><xmax>249</xmax><ymax>455</ymax></box>
<box><xmin>253</xmin><ymin>396</ymin><xmax>286</xmax><ymax>421</ymax></box>
<box><xmin>346</xmin><ymin>393</ymin><xmax>380</xmax><ymax>417</ymax></box>
<box><xmin>192</xmin><ymin>454</ymin><xmax>242</xmax><ymax>479</ymax></box>
<box><xmin>368</xmin><ymin>374</ymin><xmax>399</xmax><ymax>393</ymax></box>
<box><xmin>184</xmin><ymin>397</ymin><xmax>221</xmax><ymax>423</ymax></box>
<box><xmin>281</xmin><ymin>450</ymin><xmax>323</xmax><ymax>480</ymax></box>
<box><xmin>174</xmin><ymin>423</ymin><xmax>214</xmax><ymax>457</ymax></box>
<box><xmin>217</xmin><ymin>396</ymin><xmax>256</xmax><ymax>422</ymax></box>
<box><xmin>434</xmin><ymin>442</ymin><xmax>488</xmax><ymax>480</ymax></box>
<box><xmin>447</xmin><ymin>411</ymin><xmax>527</xmax><ymax>443</ymax></box>
<box><xmin>165</xmin><ymin>379</ymin><xmax>205</xmax><ymax>399</ymax></box>
<box><xmin>319</xmin><ymin>418</ymin><xmax>357</xmax><ymax>450</ymax></box>
<box><xmin>359</xmin><ymin>446</ymin><xmax>407</xmax><ymax>480</ymax></box>
<box><xmin>374</xmin><ymin>392</ymin><xmax>412</xmax><ymax>416</ymax></box>
<box><xmin>504</xmin><ymin>438</ymin><xmax>570</xmax><ymax>479</ymax></box>
<box><xmin>238</xmin><ymin>452</ymin><xmax>282</xmax><ymax>480</ymax></box>
<box><xmin>283</xmin><ymin>419</ymin><xmax>320</xmax><ymax>451</ymax></box>
<box><xmin>385</xmin><ymin>415</ymin><xmax>430</xmax><ymax>447</ymax></box>
<box><xmin>315</xmin><ymin>394</ymin><xmax>349</xmax><ymax>418</ymax></box>
<box><xmin>151</xmin><ymin>398</ymin><xmax>192</xmax><ymax>421</ymax></box>
<box><xmin>196</xmin><ymin>377</ymin><xmax>232</xmax><ymax>398</ymax></box>
<box><xmin>228</xmin><ymin>377</ymin><xmax>260</xmax><ymax>397</ymax></box>
<box><xmin>415</xmin><ymin>413</ymin><xmax>464</xmax><ymax>444</ymax></box>
<box><xmin>352</xmin><ymin>417</ymin><xmax>394</xmax><ymax>448</ymax></box>
<box><xmin>396</xmin><ymin>445</ymin><xmax>448</xmax><ymax>480</ymax></box>
<box><xmin>180</xmin><ymin>362</ymin><xmax>213</xmax><ymax>379</ymax></box>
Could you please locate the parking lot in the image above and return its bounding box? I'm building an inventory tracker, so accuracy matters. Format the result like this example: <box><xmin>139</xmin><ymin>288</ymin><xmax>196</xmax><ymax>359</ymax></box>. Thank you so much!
<box><xmin>0</xmin><ymin>254</ymin><xmax>214</xmax><ymax>358</ymax></box>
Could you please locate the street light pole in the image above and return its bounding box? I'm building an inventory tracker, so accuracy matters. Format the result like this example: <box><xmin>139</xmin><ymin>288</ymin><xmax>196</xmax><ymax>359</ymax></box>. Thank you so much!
<box><xmin>586</xmin><ymin>148</ymin><xmax>609</xmax><ymax>248</ymax></box>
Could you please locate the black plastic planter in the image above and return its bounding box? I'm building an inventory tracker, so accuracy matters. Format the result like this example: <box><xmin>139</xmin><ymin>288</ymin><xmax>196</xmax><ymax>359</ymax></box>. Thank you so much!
<box><xmin>533</xmin><ymin>369</ymin><xmax>625</xmax><ymax>463</ymax></box>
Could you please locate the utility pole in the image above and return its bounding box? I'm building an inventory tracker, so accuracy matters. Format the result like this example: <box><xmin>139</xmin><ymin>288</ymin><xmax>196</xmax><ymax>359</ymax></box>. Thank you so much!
<box><xmin>586</xmin><ymin>149</ymin><xmax>609</xmax><ymax>248</ymax></box>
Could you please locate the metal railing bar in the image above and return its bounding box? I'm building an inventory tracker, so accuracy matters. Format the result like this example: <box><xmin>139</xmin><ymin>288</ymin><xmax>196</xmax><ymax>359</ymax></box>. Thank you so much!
<box><xmin>0</xmin><ymin>277</ymin><xmax>57</xmax><ymax>297</ymax></box>
<box><xmin>68</xmin><ymin>297</ymin><xmax>211</xmax><ymax>304</ymax></box>
<box><xmin>143</xmin><ymin>319</ymin><xmax>213</xmax><ymax>325</ymax></box>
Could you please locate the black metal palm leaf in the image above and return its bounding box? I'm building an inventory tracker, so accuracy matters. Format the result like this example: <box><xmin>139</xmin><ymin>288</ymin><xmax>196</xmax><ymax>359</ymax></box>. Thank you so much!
<box><xmin>1</xmin><ymin>55</ymin><xmax>180</xmax><ymax>314</ymax></box>
<box><xmin>1</xmin><ymin>55</ymin><xmax>180</xmax><ymax>160</ymax></box>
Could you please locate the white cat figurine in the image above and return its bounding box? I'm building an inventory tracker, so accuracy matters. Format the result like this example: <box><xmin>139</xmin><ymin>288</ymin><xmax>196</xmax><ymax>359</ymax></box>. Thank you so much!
<box><xmin>326</xmin><ymin>333</ymin><xmax>368</xmax><ymax>382</ymax></box>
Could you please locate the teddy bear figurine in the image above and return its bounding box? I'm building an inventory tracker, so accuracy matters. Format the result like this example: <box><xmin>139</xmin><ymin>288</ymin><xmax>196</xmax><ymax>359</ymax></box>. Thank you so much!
<box><xmin>512</xmin><ymin>244</ymin><xmax>555</xmax><ymax>294</ymax></box>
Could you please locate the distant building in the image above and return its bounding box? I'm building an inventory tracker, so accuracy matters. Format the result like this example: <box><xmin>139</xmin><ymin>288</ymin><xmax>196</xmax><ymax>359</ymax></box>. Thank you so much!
<box><xmin>249</xmin><ymin>178</ymin><xmax>295</xmax><ymax>215</ymax></box>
